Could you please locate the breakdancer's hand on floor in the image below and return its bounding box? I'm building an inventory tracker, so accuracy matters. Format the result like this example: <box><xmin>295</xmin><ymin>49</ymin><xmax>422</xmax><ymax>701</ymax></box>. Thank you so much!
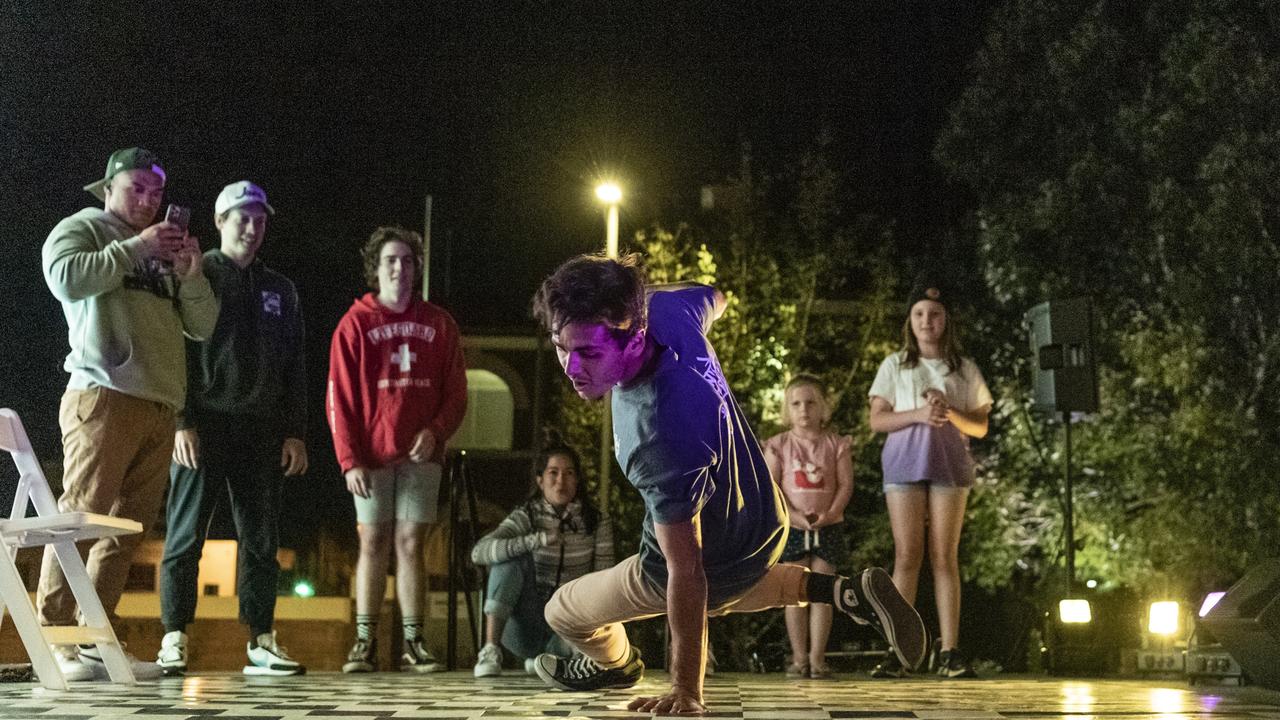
<box><xmin>627</xmin><ymin>687</ymin><xmax>707</xmax><ymax>716</ymax></box>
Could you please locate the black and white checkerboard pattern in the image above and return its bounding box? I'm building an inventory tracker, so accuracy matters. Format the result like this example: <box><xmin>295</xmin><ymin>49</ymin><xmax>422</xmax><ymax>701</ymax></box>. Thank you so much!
<box><xmin>1</xmin><ymin>671</ymin><xmax>1279</xmax><ymax>719</ymax></box>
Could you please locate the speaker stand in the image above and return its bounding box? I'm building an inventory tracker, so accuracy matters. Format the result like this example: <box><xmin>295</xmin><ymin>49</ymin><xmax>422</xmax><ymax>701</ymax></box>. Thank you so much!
<box><xmin>1063</xmin><ymin>410</ymin><xmax>1076</xmax><ymax>594</ymax></box>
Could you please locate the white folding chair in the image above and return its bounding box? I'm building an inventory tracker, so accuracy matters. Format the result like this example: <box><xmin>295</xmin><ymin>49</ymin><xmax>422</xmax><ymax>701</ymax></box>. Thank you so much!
<box><xmin>0</xmin><ymin>407</ymin><xmax>142</xmax><ymax>690</ymax></box>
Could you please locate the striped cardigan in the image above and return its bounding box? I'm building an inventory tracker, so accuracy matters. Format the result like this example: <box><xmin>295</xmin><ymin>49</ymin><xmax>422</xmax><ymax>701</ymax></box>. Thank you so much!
<box><xmin>470</xmin><ymin>497</ymin><xmax>615</xmax><ymax>592</ymax></box>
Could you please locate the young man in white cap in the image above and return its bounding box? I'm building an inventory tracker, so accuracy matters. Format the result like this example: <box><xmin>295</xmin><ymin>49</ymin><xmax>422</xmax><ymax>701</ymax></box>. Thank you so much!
<box><xmin>156</xmin><ymin>181</ymin><xmax>309</xmax><ymax>676</ymax></box>
<box><xmin>39</xmin><ymin>147</ymin><xmax>218</xmax><ymax>681</ymax></box>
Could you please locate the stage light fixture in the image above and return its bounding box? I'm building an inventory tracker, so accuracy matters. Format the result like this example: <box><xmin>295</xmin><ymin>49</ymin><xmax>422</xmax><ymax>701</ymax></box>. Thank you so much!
<box><xmin>1148</xmin><ymin>601</ymin><xmax>1180</xmax><ymax>635</ymax></box>
<box><xmin>1059</xmin><ymin>598</ymin><xmax>1092</xmax><ymax>624</ymax></box>
<box><xmin>1198</xmin><ymin>591</ymin><xmax>1226</xmax><ymax>618</ymax></box>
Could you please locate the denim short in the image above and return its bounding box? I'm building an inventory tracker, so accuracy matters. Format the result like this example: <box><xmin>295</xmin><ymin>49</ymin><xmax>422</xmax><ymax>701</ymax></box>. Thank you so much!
<box><xmin>353</xmin><ymin>460</ymin><xmax>442</xmax><ymax>524</ymax></box>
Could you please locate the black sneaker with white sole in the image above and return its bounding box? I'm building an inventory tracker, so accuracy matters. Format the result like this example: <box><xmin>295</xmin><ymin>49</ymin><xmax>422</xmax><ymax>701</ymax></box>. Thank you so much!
<box><xmin>401</xmin><ymin>637</ymin><xmax>443</xmax><ymax>673</ymax></box>
<box><xmin>833</xmin><ymin>568</ymin><xmax>927</xmax><ymax>672</ymax></box>
<box><xmin>533</xmin><ymin>646</ymin><xmax>644</xmax><ymax>691</ymax></box>
<box><xmin>869</xmin><ymin>651</ymin><xmax>906</xmax><ymax>678</ymax></box>
<box><xmin>936</xmin><ymin>648</ymin><xmax>978</xmax><ymax>678</ymax></box>
<box><xmin>342</xmin><ymin>638</ymin><xmax>376</xmax><ymax>673</ymax></box>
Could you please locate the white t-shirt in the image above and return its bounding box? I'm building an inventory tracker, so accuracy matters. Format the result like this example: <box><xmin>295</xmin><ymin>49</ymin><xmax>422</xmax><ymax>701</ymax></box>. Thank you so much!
<box><xmin>868</xmin><ymin>351</ymin><xmax>993</xmax><ymax>413</ymax></box>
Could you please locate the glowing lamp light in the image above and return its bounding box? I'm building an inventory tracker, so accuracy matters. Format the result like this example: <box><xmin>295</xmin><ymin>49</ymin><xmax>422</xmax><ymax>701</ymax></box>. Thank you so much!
<box><xmin>1059</xmin><ymin>598</ymin><xmax>1092</xmax><ymax>624</ymax></box>
<box><xmin>293</xmin><ymin>580</ymin><xmax>316</xmax><ymax>598</ymax></box>
<box><xmin>1086</xmin><ymin>579</ymin><xmax>1098</xmax><ymax>589</ymax></box>
<box><xmin>1148</xmin><ymin>601</ymin><xmax>1181</xmax><ymax>635</ymax></box>
<box><xmin>1199</xmin><ymin>591</ymin><xmax>1227</xmax><ymax>618</ymax></box>
<box><xmin>595</xmin><ymin>182</ymin><xmax>622</xmax><ymax>204</ymax></box>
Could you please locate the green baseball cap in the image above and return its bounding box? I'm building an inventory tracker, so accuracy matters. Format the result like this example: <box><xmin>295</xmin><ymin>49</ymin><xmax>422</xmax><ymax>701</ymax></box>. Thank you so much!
<box><xmin>83</xmin><ymin>147</ymin><xmax>167</xmax><ymax>201</ymax></box>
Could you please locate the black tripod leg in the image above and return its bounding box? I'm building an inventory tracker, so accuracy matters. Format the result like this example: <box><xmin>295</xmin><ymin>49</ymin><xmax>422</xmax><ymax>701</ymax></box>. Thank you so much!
<box><xmin>446</xmin><ymin>455</ymin><xmax>459</xmax><ymax>670</ymax></box>
<box><xmin>461</xmin><ymin>454</ymin><xmax>484</xmax><ymax>657</ymax></box>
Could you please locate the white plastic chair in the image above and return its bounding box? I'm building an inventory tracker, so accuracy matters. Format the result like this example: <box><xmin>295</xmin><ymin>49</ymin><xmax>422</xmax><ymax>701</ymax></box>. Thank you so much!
<box><xmin>0</xmin><ymin>407</ymin><xmax>141</xmax><ymax>689</ymax></box>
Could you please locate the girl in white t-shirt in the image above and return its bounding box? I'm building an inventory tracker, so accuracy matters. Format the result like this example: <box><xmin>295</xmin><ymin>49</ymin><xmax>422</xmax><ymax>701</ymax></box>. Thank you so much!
<box><xmin>763</xmin><ymin>374</ymin><xmax>854</xmax><ymax>680</ymax></box>
<box><xmin>867</xmin><ymin>277</ymin><xmax>992</xmax><ymax>679</ymax></box>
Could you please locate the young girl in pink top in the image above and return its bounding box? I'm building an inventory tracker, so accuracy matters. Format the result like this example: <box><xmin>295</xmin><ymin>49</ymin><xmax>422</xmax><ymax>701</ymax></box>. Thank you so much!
<box><xmin>763</xmin><ymin>374</ymin><xmax>854</xmax><ymax>679</ymax></box>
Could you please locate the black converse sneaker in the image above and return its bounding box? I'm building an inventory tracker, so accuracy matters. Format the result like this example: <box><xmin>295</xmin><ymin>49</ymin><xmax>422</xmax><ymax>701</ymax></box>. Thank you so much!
<box><xmin>401</xmin><ymin>637</ymin><xmax>443</xmax><ymax>673</ymax></box>
<box><xmin>342</xmin><ymin>638</ymin><xmax>376</xmax><ymax>673</ymax></box>
<box><xmin>869</xmin><ymin>651</ymin><xmax>906</xmax><ymax>678</ymax></box>
<box><xmin>834</xmin><ymin>568</ymin><xmax>927</xmax><ymax>672</ymax></box>
<box><xmin>936</xmin><ymin>648</ymin><xmax>978</xmax><ymax>678</ymax></box>
<box><xmin>533</xmin><ymin>646</ymin><xmax>644</xmax><ymax>691</ymax></box>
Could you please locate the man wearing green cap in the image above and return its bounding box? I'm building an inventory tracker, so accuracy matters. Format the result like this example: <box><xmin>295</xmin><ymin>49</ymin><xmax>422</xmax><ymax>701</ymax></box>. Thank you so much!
<box><xmin>38</xmin><ymin>147</ymin><xmax>219</xmax><ymax>681</ymax></box>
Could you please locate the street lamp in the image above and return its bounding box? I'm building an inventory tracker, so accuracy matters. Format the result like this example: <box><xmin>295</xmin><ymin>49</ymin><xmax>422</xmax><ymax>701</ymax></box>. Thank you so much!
<box><xmin>595</xmin><ymin>182</ymin><xmax>621</xmax><ymax>258</ymax></box>
<box><xmin>594</xmin><ymin>181</ymin><xmax>622</xmax><ymax>516</ymax></box>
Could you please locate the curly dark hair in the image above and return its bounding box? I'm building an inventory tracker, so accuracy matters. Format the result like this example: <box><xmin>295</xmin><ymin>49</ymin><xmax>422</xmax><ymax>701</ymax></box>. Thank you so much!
<box><xmin>361</xmin><ymin>226</ymin><xmax>424</xmax><ymax>291</ymax></box>
<box><xmin>531</xmin><ymin>253</ymin><xmax>647</xmax><ymax>345</ymax></box>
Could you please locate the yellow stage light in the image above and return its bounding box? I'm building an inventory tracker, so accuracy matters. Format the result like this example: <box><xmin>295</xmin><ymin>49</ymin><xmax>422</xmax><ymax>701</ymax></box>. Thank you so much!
<box><xmin>1148</xmin><ymin>601</ymin><xmax>1181</xmax><ymax>635</ymax></box>
<box><xmin>1059</xmin><ymin>598</ymin><xmax>1092</xmax><ymax>624</ymax></box>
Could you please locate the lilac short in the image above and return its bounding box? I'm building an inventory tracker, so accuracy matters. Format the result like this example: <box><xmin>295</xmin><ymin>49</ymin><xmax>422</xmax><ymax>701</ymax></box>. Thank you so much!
<box><xmin>881</xmin><ymin>423</ymin><xmax>975</xmax><ymax>488</ymax></box>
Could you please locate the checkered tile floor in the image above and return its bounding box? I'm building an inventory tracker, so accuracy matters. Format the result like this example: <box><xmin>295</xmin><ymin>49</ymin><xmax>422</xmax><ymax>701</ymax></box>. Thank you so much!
<box><xmin>1</xmin><ymin>671</ymin><xmax>1278</xmax><ymax>719</ymax></box>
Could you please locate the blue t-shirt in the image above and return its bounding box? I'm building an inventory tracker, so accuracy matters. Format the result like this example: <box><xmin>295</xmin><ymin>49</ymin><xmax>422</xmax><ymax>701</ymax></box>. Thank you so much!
<box><xmin>612</xmin><ymin>286</ymin><xmax>787</xmax><ymax>607</ymax></box>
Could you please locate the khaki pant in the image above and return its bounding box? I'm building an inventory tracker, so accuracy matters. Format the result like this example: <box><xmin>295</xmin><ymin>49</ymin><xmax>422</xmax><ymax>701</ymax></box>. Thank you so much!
<box><xmin>544</xmin><ymin>554</ymin><xmax>808</xmax><ymax>667</ymax></box>
<box><xmin>37</xmin><ymin>387</ymin><xmax>174</xmax><ymax>625</ymax></box>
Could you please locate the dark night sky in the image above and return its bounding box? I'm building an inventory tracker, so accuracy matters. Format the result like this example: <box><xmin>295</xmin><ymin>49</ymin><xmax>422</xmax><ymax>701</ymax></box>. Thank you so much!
<box><xmin>1</xmin><ymin>2</ymin><xmax>996</xmax><ymax>542</ymax></box>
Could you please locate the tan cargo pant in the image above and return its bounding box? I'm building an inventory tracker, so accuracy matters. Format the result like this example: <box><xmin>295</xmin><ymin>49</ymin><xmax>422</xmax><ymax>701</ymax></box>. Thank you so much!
<box><xmin>36</xmin><ymin>387</ymin><xmax>174</xmax><ymax>625</ymax></box>
<box><xmin>544</xmin><ymin>553</ymin><xmax>808</xmax><ymax>667</ymax></box>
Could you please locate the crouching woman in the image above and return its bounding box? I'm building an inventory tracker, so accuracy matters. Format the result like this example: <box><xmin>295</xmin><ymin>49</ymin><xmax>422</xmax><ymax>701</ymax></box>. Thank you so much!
<box><xmin>471</xmin><ymin>442</ymin><xmax>614</xmax><ymax>677</ymax></box>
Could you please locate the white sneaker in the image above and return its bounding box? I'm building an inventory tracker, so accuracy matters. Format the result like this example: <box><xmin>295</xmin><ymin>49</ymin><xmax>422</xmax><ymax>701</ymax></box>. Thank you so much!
<box><xmin>48</xmin><ymin>645</ymin><xmax>94</xmax><ymax>682</ymax></box>
<box><xmin>78</xmin><ymin>643</ymin><xmax>163</xmax><ymax>681</ymax></box>
<box><xmin>156</xmin><ymin>631</ymin><xmax>188</xmax><ymax>676</ymax></box>
<box><xmin>524</xmin><ymin>657</ymin><xmax>537</xmax><ymax>675</ymax></box>
<box><xmin>245</xmin><ymin>631</ymin><xmax>305</xmax><ymax>676</ymax></box>
<box><xmin>474</xmin><ymin>643</ymin><xmax>502</xmax><ymax>678</ymax></box>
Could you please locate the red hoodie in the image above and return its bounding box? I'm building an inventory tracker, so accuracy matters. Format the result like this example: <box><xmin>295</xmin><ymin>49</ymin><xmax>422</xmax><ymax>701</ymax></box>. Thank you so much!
<box><xmin>327</xmin><ymin>293</ymin><xmax>467</xmax><ymax>472</ymax></box>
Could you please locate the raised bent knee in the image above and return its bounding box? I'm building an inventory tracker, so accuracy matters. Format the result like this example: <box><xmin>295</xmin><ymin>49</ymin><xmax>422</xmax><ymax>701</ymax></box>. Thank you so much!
<box><xmin>543</xmin><ymin>586</ymin><xmax>574</xmax><ymax>636</ymax></box>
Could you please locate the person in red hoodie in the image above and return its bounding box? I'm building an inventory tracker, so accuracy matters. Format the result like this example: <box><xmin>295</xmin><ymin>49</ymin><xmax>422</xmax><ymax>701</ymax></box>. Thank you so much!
<box><xmin>326</xmin><ymin>226</ymin><xmax>467</xmax><ymax>673</ymax></box>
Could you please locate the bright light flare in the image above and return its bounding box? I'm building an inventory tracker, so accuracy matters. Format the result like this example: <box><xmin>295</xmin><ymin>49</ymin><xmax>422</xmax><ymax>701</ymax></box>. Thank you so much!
<box><xmin>595</xmin><ymin>182</ymin><xmax>622</xmax><ymax>204</ymax></box>
<box><xmin>1148</xmin><ymin>601</ymin><xmax>1181</xmax><ymax>635</ymax></box>
<box><xmin>1199</xmin><ymin>591</ymin><xmax>1226</xmax><ymax>618</ymax></box>
<box><xmin>293</xmin><ymin>580</ymin><xmax>316</xmax><ymax>598</ymax></box>
<box><xmin>1059</xmin><ymin>598</ymin><xmax>1092</xmax><ymax>624</ymax></box>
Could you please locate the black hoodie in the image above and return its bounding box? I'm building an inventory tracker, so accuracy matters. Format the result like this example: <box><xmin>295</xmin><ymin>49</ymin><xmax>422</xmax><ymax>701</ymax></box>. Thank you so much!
<box><xmin>180</xmin><ymin>249</ymin><xmax>306</xmax><ymax>439</ymax></box>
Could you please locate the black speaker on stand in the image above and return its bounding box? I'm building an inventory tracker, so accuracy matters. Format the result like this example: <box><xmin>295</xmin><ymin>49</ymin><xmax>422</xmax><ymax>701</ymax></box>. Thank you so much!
<box><xmin>1026</xmin><ymin>298</ymin><xmax>1098</xmax><ymax>593</ymax></box>
<box><xmin>1200</xmin><ymin>559</ymin><xmax>1280</xmax><ymax>690</ymax></box>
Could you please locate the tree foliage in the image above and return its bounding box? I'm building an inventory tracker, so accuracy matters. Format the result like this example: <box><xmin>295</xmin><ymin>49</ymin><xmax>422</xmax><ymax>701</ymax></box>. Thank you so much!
<box><xmin>936</xmin><ymin>0</ymin><xmax>1280</xmax><ymax>598</ymax></box>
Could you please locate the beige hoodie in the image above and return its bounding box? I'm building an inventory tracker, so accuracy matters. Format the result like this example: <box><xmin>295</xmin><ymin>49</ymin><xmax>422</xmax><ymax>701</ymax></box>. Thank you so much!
<box><xmin>42</xmin><ymin>207</ymin><xmax>218</xmax><ymax>410</ymax></box>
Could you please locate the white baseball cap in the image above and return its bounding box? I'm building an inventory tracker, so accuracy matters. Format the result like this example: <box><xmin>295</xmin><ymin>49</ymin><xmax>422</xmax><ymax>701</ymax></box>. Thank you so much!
<box><xmin>215</xmin><ymin>180</ymin><xmax>275</xmax><ymax>216</ymax></box>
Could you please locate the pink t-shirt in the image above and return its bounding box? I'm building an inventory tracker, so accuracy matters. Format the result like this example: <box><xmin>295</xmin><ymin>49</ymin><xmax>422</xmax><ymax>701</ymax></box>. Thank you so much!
<box><xmin>763</xmin><ymin>430</ymin><xmax>853</xmax><ymax>521</ymax></box>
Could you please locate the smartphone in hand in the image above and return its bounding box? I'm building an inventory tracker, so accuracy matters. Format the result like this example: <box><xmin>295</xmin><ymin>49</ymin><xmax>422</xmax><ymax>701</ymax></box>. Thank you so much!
<box><xmin>165</xmin><ymin>204</ymin><xmax>191</xmax><ymax>232</ymax></box>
